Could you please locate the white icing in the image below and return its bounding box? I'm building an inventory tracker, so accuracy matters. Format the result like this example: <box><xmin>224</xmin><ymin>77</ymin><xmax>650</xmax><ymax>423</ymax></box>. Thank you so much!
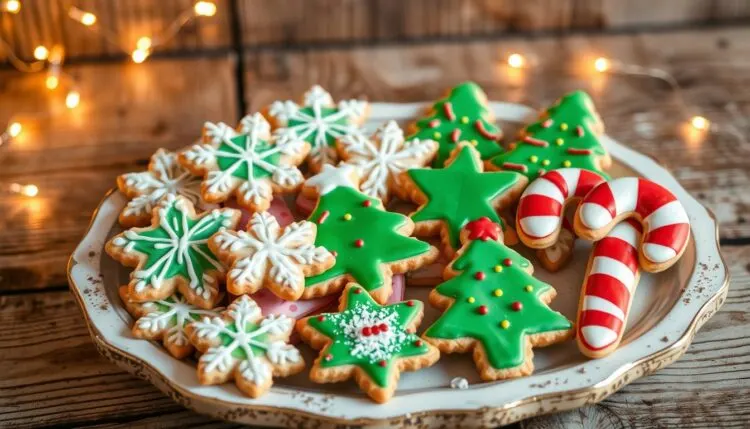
<box><xmin>450</xmin><ymin>377</ymin><xmax>469</xmax><ymax>390</ymax></box>
<box><xmin>590</xmin><ymin>256</ymin><xmax>637</xmax><ymax>293</ymax></box>
<box><xmin>644</xmin><ymin>200</ymin><xmax>689</xmax><ymax>230</ymax></box>
<box><xmin>580</xmin><ymin>202</ymin><xmax>614</xmax><ymax>229</ymax></box>
<box><xmin>338</xmin><ymin>121</ymin><xmax>437</xmax><ymax>202</ymax></box>
<box><xmin>520</xmin><ymin>216</ymin><xmax>560</xmax><ymax>239</ymax></box>
<box><xmin>583</xmin><ymin>295</ymin><xmax>625</xmax><ymax>321</ymax></box>
<box><xmin>556</xmin><ymin>168</ymin><xmax>582</xmax><ymax>196</ymax></box>
<box><xmin>522</xmin><ymin>177</ymin><xmax>565</xmax><ymax>204</ymax></box>
<box><xmin>642</xmin><ymin>243</ymin><xmax>677</xmax><ymax>263</ymax></box>
<box><xmin>609</xmin><ymin>177</ymin><xmax>640</xmax><ymax>216</ymax></box>
<box><xmin>304</xmin><ymin>163</ymin><xmax>360</xmax><ymax>195</ymax></box>
<box><xmin>606</xmin><ymin>222</ymin><xmax>640</xmax><ymax>247</ymax></box>
<box><xmin>580</xmin><ymin>325</ymin><xmax>618</xmax><ymax>349</ymax></box>
<box><xmin>134</xmin><ymin>293</ymin><xmax>221</xmax><ymax>351</ymax></box>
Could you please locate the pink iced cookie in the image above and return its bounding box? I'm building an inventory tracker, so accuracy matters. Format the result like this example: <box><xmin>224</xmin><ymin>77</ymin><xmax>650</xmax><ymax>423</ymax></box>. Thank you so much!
<box><xmin>225</xmin><ymin>196</ymin><xmax>295</xmax><ymax>229</ymax></box>
<box><xmin>295</xmin><ymin>192</ymin><xmax>317</xmax><ymax>218</ymax></box>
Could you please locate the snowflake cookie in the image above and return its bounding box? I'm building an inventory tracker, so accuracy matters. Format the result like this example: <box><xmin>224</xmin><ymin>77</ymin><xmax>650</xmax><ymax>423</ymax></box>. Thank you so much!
<box><xmin>118</xmin><ymin>286</ymin><xmax>221</xmax><ymax>358</ymax></box>
<box><xmin>106</xmin><ymin>194</ymin><xmax>240</xmax><ymax>309</ymax></box>
<box><xmin>179</xmin><ymin>113</ymin><xmax>310</xmax><ymax>213</ymax></box>
<box><xmin>266</xmin><ymin>85</ymin><xmax>369</xmax><ymax>172</ymax></box>
<box><xmin>186</xmin><ymin>294</ymin><xmax>304</xmax><ymax>398</ymax></box>
<box><xmin>297</xmin><ymin>283</ymin><xmax>439</xmax><ymax>403</ymax></box>
<box><xmin>210</xmin><ymin>211</ymin><xmax>335</xmax><ymax>301</ymax></box>
<box><xmin>337</xmin><ymin>120</ymin><xmax>438</xmax><ymax>203</ymax></box>
<box><xmin>117</xmin><ymin>149</ymin><xmax>204</xmax><ymax>227</ymax></box>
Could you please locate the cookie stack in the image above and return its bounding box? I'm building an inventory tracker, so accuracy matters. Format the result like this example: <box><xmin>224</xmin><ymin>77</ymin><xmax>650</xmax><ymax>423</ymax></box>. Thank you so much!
<box><xmin>106</xmin><ymin>83</ymin><xmax>691</xmax><ymax>403</ymax></box>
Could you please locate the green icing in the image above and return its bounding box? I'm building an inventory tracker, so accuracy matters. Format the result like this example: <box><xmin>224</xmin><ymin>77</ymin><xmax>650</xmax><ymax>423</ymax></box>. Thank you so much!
<box><xmin>489</xmin><ymin>90</ymin><xmax>610</xmax><ymax>179</ymax></box>
<box><xmin>407</xmin><ymin>145</ymin><xmax>523</xmax><ymax>251</ymax></box>
<box><xmin>215</xmin><ymin>134</ymin><xmax>281</xmax><ymax>180</ymax></box>
<box><xmin>307</xmin><ymin>285</ymin><xmax>430</xmax><ymax>387</ymax></box>
<box><xmin>424</xmin><ymin>238</ymin><xmax>572</xmax><ymax>370</ymax></box>
<box><xmin>214</xmin><ymin>322</ymin><xmax>270</xmax><ymax>359</ymax></box>
<box><xmin>407</xmin><ymin>81</ymin><xmax>503</xmax><ymax>167</ymax></box>
<box><xmin>289</xmin><ymin>106</ymin><xmax>348</xmax><ymax>147</ymax></box>
<box><xmin>305</xmin><ymin>187</ymin><xmax>433</xmax><ymax>294</ymax></box>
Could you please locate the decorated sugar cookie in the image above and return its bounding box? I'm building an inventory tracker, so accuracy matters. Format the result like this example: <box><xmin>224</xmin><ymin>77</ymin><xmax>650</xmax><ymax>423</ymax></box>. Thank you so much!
<box><xmin>106</xmin><ymin>195</ymin><xmax>240</xmax><ymax>309</ymax></box>
<box><xmin>574</xmin><ymin>177</ymin><xmax>690</xmax><ymax>272</ymax></box>
<box><xmin>337</xmin><ymin>121</ymin><xmax>438</xmax><ymax>203</ymax></box>
<box><xmin>398</xmin><ymin>143</ymin><xmax>526</xmax><ymax>257</ymax></box>
<box><xmin>303</xmin><ymin>164</ymin><xmax>439</xmax><ymax>304</ymax></box>
<box><xmin>187</xmin><ymin>295</ymin><xmax>304</xmax><ymax>398</ymax></box>
<box><xmin>267</xmin><ymin>85</ymin><xmax>369</xmax><ymax>172</ymax></box>
<box><xmin>301</xmin><ymin>163</ymin><xmax>361</xmax><ymax>200</ymax></box>
<box><xmin>423</xmin><ymin>218</ymin><xmax>573</xmax><ymax>381</ymax></box>
<box><xmin>117</xmin><ymin>149</ymin><xmax>204</xmax><ymax>227</ymax></box>
<box><xmin>210</xmin><ymin>211</ymin><xmax>335</xmax><ymax>301</ymax></box>
<box><xmin>516</xmin><ymin>168</ymin><xmax>607</xmax><ymax>271</ymax></box>
<box><xmin>179</xmin><ymin>113</ymin><xmax>310</xmax><ymax>213</ymax></box>
<box><xmin>296</xmin><ymin>283</ymin><xmax>440</xmax><ymax>403</ymax></box>
<box><xmin>118</xmin><ymin>286</ymin><xmax>221</xmax><ymax>359</ymax></box>
<box><xmin>487</xmin><ymin>91</ymin><xmax>611</xmax><ymax>179</ymax></box>
<box><xmin>407</xmin><ymin>82</ymin><xmax>503</xmax><ymax>167</ymax></box>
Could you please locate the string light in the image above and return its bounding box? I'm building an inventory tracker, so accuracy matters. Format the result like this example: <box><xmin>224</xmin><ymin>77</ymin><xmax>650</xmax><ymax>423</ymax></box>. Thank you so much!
<box><xmin>45</xmin><ymin>74</ymin><xmax>59</xmax><ymax>90</ymax></box>
<box><xmin>8</xmin><ymin>122</ymin><xmax>22</xmax><ymax>138</ymax></box>
<box><xmin>507</xmin><ymin>53</ymin><xmax>526</xmax><ymax>69</ymax></box>
<box><xmin>194</xmin><ymin>1</ymin><xmax>217</xmax><ymax>17</ymax></box>
<box><xmin>131</xmin><ymin>48</ymin><xmax>150</xmax><ymax>64</ymax></box>
<box><xmin>65</xmin><ymin>90</ymin><xmax>81</xmax><ymax>109</ymax></box>
<box><xmin>691</xmin><ymin>116</ymin><xmax>710</xmax><ymax>131</ymax></box>
<box><xmin>3</xmin><ymin>0</ymin><xmax>20</xmax><ymax>13</ymax></box>
<box><xmin>33</xmin><ymin>46</ymin><xmax>49</xmax><ymax>61</ymax></box>
<box><xmin>8</xmin><ymin>183</ymin><xmax>39</xmax><ymax>197</ymax></box>
<box><xmin>69</xmin><ymin>7</ymin><xmax>97</xmax><ymax>26</ymax></box>
<box><xmin>594</xmin><ymin>57</ymin><xmax>610</xmax><ymax>73</ymax></box>
<box><xmin>136</xmin><ymin>36</ymin><xmax>152</xmax><ymax>51</ymax></box>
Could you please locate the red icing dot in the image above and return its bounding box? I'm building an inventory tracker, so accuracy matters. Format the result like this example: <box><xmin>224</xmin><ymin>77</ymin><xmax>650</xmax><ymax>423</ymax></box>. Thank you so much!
<box><xmin>474</xmin><ymin>271</ymin><xmax>486</xmax><ymax>280</ymax></box>
<box><xmin>354</xmin><ymin>239</ymin><xmax>364</xmax><ymax>248</ymax></box>
<box><xmin>465</xmin><ymin>217</ymin><xmax>501</xmax><ymax>241</ymax></box>
<box><xmin>503</xmin><ymin>258</ymin><xmax>513</xmax><ymax>266</ymax></box>
<box><xmin>414</xmin><ymin>340</ymin><xmax>423</xmax><ymax>347</ymax></box>
<box><xmin>371</xmin><ymin>325</ymin><xmax>380</xmax><ymax>335</ymax></box>
<box><xmin>406</xmin><ymin>300</ymin><xmax>415</xmax><ymax>307</ymax></box>
<box><xmin>317</xmin><ymin>315</ymin><xmax>325</xmax><ymax>322</ymax></box>
<box><xmin>379</xmin><ymin>360</ymin><xmax>387</xmax><ymax>367</ymax></box>
<box><xmin>288</xmin><ymin>304</ymin><xmax>298</xmax><ymax>312</ymax></box>
<box><xmin>325</xmin><ymin>354</ymin><xmax>333</xmax><ymax>361</ymax></box>
<box><xmin>512</xmin><ymin>301</ymin><xmax>523</xmax><ymax>311</ymax></box>
<box><xmin>477</xmin><ymin>305</ymin><xmax>489</xmax><ymax>315</ymax></box>
<box><xmin>353</xmin><ymin>288</ymin><xmax>362</xmax><ymax>294</ymax></box>
<box><xmin>362</xmin><ymin>327</ymin><xmax>372</xmax><ymax>336</ymax></box>
<box><xmin>362</xmin><ymin>200</ymin><xmax>372</xmax><ymax>207</ymax></box>
<box><xmin>379</xmin><ymin>323</ymin><xmax>388</xmax><ymax>331</ymax></box>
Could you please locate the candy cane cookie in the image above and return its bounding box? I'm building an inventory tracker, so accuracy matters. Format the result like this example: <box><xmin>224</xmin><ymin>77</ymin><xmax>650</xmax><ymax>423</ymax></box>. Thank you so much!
<box><xmin>516</xmin><ymin>168</ymin><xmax>607</xmax><ymax>270</ymax></box>
<box><xmin>574</xmin><ymin>177</ymin><xmax>690</xmax><ymax>272</ymax></box>
<box><xmin>576</xmin><ymin>219</ymin><xmax>642</xmax><ymax>358</ymax></box>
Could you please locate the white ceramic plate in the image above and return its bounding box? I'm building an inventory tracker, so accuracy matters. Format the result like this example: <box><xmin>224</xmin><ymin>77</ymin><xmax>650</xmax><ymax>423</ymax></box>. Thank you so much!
<box><xmin>68</xmin><ymin>102</ymin><xmax>729</xmax><ymax>428</ymax></box>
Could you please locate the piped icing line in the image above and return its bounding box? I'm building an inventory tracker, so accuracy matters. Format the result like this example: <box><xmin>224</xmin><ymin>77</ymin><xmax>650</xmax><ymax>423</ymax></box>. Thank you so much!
<box><xmin>576</xmin><ymin>219</ymin><xmax>642</xmax><ymax>357</ymax></box>
<box><xmin>475</xmin><ymin>120</ymin><xmax>500</xmax><ymax>140</ymax></box>
<box><xmin>443</xmin><ymin>102</ymin><xmax>456</xmax><ymax>121</ymax></box>
<box><xmin>575</xmin><ymin>177</ymin><xmax>690</xmax><ymax>270</ymax></box>
<box><xmin>522</xmin><ymin>136</ymin><xmax>550</xmax><ymax>148</ymax></box>
<box><xmin>502</xmin><ymin>162</ymin><xmax>529</xmax><ymax>173</ymax></box>
<box><xmin>567</xmin><ymin>148</ymin><xmax>593</xmax><ymax>155</ymax></box>
<box><xmin>451</xmin><ymin>129</ymin><xmax>461</xmax><ymax>143</ymax></box>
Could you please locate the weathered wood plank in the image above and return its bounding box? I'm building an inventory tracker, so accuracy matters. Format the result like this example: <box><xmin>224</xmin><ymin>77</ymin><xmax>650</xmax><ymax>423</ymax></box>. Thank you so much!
<box><xmin>0</xmin><ymin>246</ymin><xmax>747</xmax><ymax>427</ymax></box>
<box><xmin>242</xmin><ymin>26</ymin><xmax>750</xmax><ymax>239</ymax></box>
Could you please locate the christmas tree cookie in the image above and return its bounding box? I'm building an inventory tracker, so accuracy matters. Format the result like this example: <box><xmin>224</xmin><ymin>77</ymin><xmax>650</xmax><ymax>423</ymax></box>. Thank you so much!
<box><xmin>397</xmin><ymin>143</ymin><xmax>527</xmax><ymax>257</ymax></box>
<box><xmin>187</xmin><ymin>295</ymin><xmax>305</xmax><ymax>398</ymax></box>
<box><xmin>179</xmin><ymin>113</ymin><xmax>310</xmax><ymax>213</ymax></box>
<box><xmin>407</xmin><ymin>82</ymin><xmax>503</xmax><ymax>167</ymax></box>
<box><xmin>106</xmin><ymin>195</ymin><xmax>240</xmax><ymax>309</ymax></box>
<box><xmin>303</xmin><ymin>164</ymin><xmax>439</xmax><ymax>304</ymax></box>
<box><xmin>118</xmin><ymin>286</ymin><xmax>221</xmax><ymax>359</ymax></box>
<box><xmin>296</xmin><ymin>283</ymin><xmax>439</xmax><ymax>403</ymax></box>
<box><xmin>117</xmin><ymin>149</ymin><xmax>204</xmax><ymax>227</ymax></box>
<box><xmin>487</xmin><ymin>91</ymin><xmax>611</xmax><ymax>179</ymax></box>
<box><xmin>423</xmin><ymin>217</ymin><xmax>573</xmax><ymax>381</ymax></box>
<box><xmin>337</xmin><ymin>120</ymin><xmax>438</xmax><ymax>203</ymax></box>
<box><xmin>266</xmin><ymin>85</ymin><xmax>369</xmax><ymax>172</ymax></box>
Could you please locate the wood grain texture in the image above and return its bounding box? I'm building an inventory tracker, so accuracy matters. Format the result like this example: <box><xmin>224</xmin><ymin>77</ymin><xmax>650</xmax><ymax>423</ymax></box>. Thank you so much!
<box><xmin>0</xmin><ymin>57</ymin><xmax>239</xmax><ymax>293</ymax></box>
<box><xmin>0</xmin><ymin>246</ymin><xmax>746</xmax><ymax>427</ymax></box>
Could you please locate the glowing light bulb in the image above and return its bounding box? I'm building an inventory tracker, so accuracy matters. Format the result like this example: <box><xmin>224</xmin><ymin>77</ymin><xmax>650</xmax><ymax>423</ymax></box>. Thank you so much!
<box><xmin>136</xmin><ymin>36</ymin><xmax>152</xmax><ymax>51</ymax></box>
<box><xmin>8</xmin><ymin>122</ymin><xmax>22</xmax><ymax>138</ymax></box>
<box><xmin>194</xmin><ymin>1</ymin><xmax>217</xmax><ymax>17</ymax></box>
<box><xmin>4</xmin><ymin>0</ymin><xmax>20</xmax><ymax>13</ymax></box>
<box><xmin>22</xmin><ymin>184</ymin><xmax>38</xmax><ymax>197</ymax></box>
<box><xmin>34</xmin><ymin>45</ymin><xmax>49</xmax><ymax>61</ymax></box>
<box><xmin>507</xmin><ymin>53</ymin><xmax>525</xmax><ymax>69</ymax></box>
<box><xmin>80</xmin><ymin>12</ymin><xmax>96</xmax><ymax>25</ymax></box>
<box><xmin>594</xmin><ymin>57</ymin><xmax>610</xmax><ymax>73</ymax></box>
<box><xmin>131</xmin><ymin>48</ymin><xmax>149</xmax><ymax>64</ymax></box>
<box><xmin>66</xmin><ymin>90</ymin><xmax>81</xmax><ymax>109</ymax></box>
<box><xmin>691</xmin><ymin>116</ymin><xmax>709</xmax><ymax>131</ymax></box>
<box><xmin>45</xmin><ymin>74</ymin><xmax>59</xmax><ymax>90</ymax></box>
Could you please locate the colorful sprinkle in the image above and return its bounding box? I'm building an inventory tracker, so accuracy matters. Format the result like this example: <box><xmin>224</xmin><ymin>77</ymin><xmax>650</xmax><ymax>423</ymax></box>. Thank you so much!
<box><xmin>494</xmin><ymin>265</ymin><xmax>503</xmax><ymax>273</ymax></box>
<box><xmin>317</xmin><ymin>315</ymin><xmax>326</xmax><ymax>322</ymax></box>
<box><xmin>443</xmin><ymin>102</ymin><xmax>456</xmax><ymax>121</ymax></box>
<box><xmin>451</xmin><ymin>128</ymin><xmax>461</xmax><ymax>143</ymax></box>
<box><xmin>470</xmin><ymin>139</ymin><xmax>478</xmax><ymax>146</ymax></box>
<box><xmin>542</xmin><ymin>119</ymin><xmax>553</xmax><ymax>128</ymax></box>
<box><xmin>362</xmin><ymin>200</ymin><xmax>372</xmax><ymax>207</ymax></box>
<box><xmin>467</xmin><ymin>297</ymin><xmax>476</xmax><ymax>303</ymax></box>
<box><xmin>325</xmin><ymin>354</ymin><xmax>333</xmax><ymax>361</ymax></box>
<box><xmin>559</xmin><ymin>122</ymin><xmax>569</xmax><ymax>131</ymax></box>
<box><xmin>562</xmin><ymin>160</ymin><xmax>572</xmax><ymax>167</ymax></box>
<box><xmin>414</xmin><ymin>339</ymin><xmax>423</xmax><ymax>347</ymax></box>
<box><xmin>406</xmin><ymin>300</ymin><xmax>415</xmax><ymax>307</ymax></box>
<box><xmin>379</xmin><ymin>360</ymin><xmax>387</xmax><ymax>367</ymax></box>
<box><xmin>474</xmin><ymin>271</ymin><xmax>486</xmax><ymax>280</ymax></box>
<box><xmin>541</xmin><ymin>159</ymin><xmax>550</xmax><ymax>166</ymax></box>
<box><xmin>477</xmin><ymin>305</ymin><xmax>489</xmax><ymax>315</ymax></box>
<box><xmin>343</xmin><ymin>213</ymin><xmax>352</xmax><ymax>221</ymax></box>
<box><xmin>576</xmin><ymin>125</ymin><xmax>585</xmax><ymax>137</ymax></box>
<box><xmin>362</xmin><ymin>326</ymin><xmax>372</xmax><ymax>336</ymax></box>
<box><xmin>511</xmin><ymin>301</ymin><xmax>523</xmax><ymax>311</ymax></box>
<box><xmin>524</xmin><ymin>285</ymin><xmax>534</xmax><ymax>292</ymax></box>
<box><xmin>529</xmin><ymin>155</ymin><xmax>539</xmax><ymax>163</ymax></box>
<box><xmin>493</xmin><ymin>288</ymin><xmax>503</xmax><ymax>297</ymax></box>
<box><xmin>555</xmin><ymin>138</ymin><xmax>564</xmax><ymax>146</ymax></box>
<box><xmin>461</xmin><ymin>116</ymin><xmax>469</xmax><ymax>124</ymax></box>
<box><xmin>354</xmin><ymin>239</ymin><xmax>364</xmax><ymax>248</ymax></box>
<box><xmin>429</xmin><ymin>119</ymin><xmax>441</xmax><ymax>128</ymax></box>
<box><xmin>503</xmin><ymin>258</ymin><xmax>513</xmax><ymax>266</ymax></box>
<box><xmin>354</xmin><ymin>288</ymin><xmax>362</xmax><ymax>294</ymax></box>
<box><xmin>317</xmin><ymin>210</ymin><xmax>330</xmax><ymax>224</ymax></box>
<box><xmin>371</xmin><ymin>325</ymin><xmax>380</xmax><ymax>334</ymax></box>
<box><xmin>379</xmin><ymin>323</ymin><xmax>388</xmax><ymax>332</ymax></box>
<box><xmin>433</xmin><ymin>132</ymin><xmax>442</xmax><ymax>139</ymax></box>
<box><xmin>500</xmin><ymin>320</ymin><xmax>510</xmax><ymax>329</ymax></box>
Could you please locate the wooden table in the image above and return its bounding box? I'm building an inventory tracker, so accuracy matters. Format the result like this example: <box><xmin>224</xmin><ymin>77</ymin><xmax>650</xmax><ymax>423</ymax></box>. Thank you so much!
<box><xmin>2</xmin><ymin>26</ymin><xmax>749</xmax><ymax>428</ymax></box>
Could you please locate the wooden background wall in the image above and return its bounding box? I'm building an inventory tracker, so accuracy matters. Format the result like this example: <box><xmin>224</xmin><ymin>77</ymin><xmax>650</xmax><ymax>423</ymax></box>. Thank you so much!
<box><xmin>2</xmin><ymin>0</ymin><xmax>750</xmax><ymax>63</ymax></box>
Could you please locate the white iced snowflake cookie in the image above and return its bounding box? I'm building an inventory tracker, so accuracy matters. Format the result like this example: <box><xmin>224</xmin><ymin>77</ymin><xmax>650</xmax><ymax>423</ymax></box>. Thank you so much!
<box><xmin>179</xmin><ymin>113</ymin><xmax>310</xmax><ymax>213</ymax></box>
<box><xmin>266</xmin><ymin>85</ymin><xmax>369</xmax><ymax>172</ymax></box>
<box><xmin>300</xmin><ymin>163</ymin><xmax>362</xmax><ymax>200</ymax></box>
<box><xmin>118</xmin><ymin>286</ymin><xmax>222</xmax><ymax>358</ymax></box>
<box><xmin>337</xmin><ymin>121</ymin><xmax>438</xmax><ymax>203</ymax></box>
<box><xmin>117</xmin><ymin>149</ymin><xmax>204</xmax><ymax>227</ymax></box>
<box><xmin>105</xmin><ymin>194</ymin><xmax>240</xmax><ymax>309</ymax></box>
<box><xmin>186</xmin><ymin>294</ymin><xmax>305</xmax><ymax>398</ymax></box>
<box><xmin>209</xmin><ymin>211</ymin><xmax>335</xmax><ymax>301</ymax></box>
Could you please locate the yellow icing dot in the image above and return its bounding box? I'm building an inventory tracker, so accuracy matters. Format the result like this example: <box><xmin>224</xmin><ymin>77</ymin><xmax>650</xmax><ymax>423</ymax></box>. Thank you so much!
<box><xmin>500</xmin><ymin>320</ymin><xmax>511</xmax><ymax>329</ymax></box>
<box><xmin>562</xmin><ymin>160</ymin><xmax>572</xmax><ymax>167</ymax></box>
<box><xmin>541</xmin><ymin>159</ymin><xmax>550</xmax><ymax>166</ymax></box>
<box><xmin>461</xmin><ymin>116</ymin><xmax>469</xmax><ymax>124</ymax></box>
<box><xmin>343</xmin><ymin>213</ymin><xmax>352</xmax><ymax>221</ymax></box>
<box><xmin>433</xmin><ymin>132</ymin><xmax>442</xmax><ymax>139</ymax></box>
<box><xmin>494</xmin><ymin>265</ymin><xmax>503</xmax><ymax>273</ymax></box>
<box><xmin>529</xmin><ymin>155</ymin><xmax>539</xmax><ymax>163</ymax></box>
<box><xmin>493</xmin><ymin>289</ymin><xmax>503</xmax><ymax>297</ymax></box>
<box><xmin>467</xmin><ymin>296</ymin><xmax>476</xmax><ymax>303</ymax></box>
<box><xmin>470</xmin><ymin>139</ymin><xmax>478</xmax><ymax>146</ymax></box>
<box><xmin>559</xmin><ymin>123</ymin><xmax>569</xmax><ymax>131</ymax></box>
<box><xmin>555</xmin><ymin>138</ymin><xmax>564</xmax><ymax>146</ymax></box>
<box><xmin>524</xmin><ymin>285</ymin><xmax>534</xmax><ymax>292</ymax></box>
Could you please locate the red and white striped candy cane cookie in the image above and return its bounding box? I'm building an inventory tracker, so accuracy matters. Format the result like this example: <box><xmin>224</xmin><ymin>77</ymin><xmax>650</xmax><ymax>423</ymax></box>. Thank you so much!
<box><xmin>574</xmin><ymin>177</ymin><xmax>690</xmax><ymax>272</ymax></box>
<box><xmin>516</xmin><ymin>168</ymin><xmax>607</xmax><ymax>254</ymax></box>
<box><xmin>577</xmin><ymin>219</ymin><xmax>642</xmax><ymax>358</ymax></box>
